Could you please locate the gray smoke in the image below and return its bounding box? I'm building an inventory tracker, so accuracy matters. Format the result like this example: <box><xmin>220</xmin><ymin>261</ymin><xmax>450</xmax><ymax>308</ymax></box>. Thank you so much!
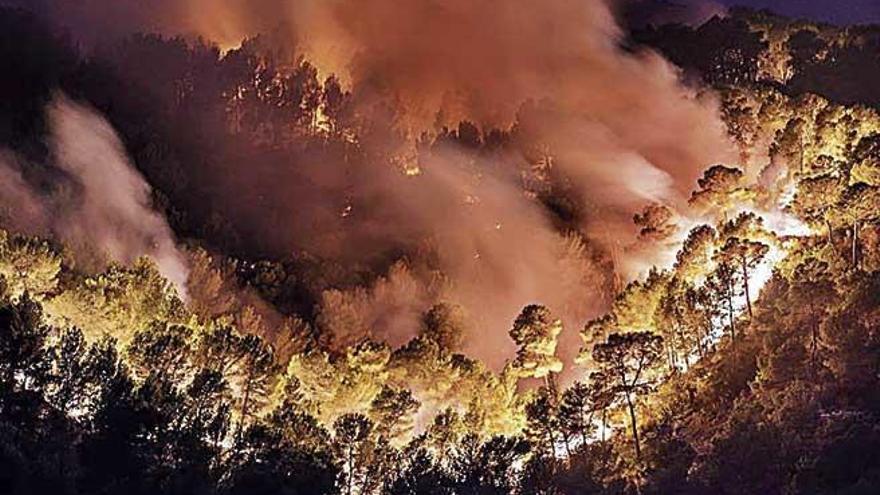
<box><xmin>0</xmin><ymin>94</ymin><xmax>189</xmax><ymax>297</ymax></box>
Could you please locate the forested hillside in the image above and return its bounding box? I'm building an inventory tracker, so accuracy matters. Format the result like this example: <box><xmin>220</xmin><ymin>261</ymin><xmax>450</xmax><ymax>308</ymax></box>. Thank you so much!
<box><xmin>2</xmin><ymin>4</ymin><xmax>880</xmax><ymax>495</ymax></box>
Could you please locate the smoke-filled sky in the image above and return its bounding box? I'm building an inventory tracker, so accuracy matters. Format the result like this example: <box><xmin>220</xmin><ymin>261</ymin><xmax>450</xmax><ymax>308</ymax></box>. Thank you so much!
<box><xmin>0</xmin><ymin>0</ymin><xmax>742</xmax><ymax>370</ymax></box>
<box><xmin>721</xmin><ymin>0</ymin><xmax>880</xmax><ymax>25</ymax></box>
<box><xmin>625</xmin><ymin>0</ymin><xmax>880</xmax><ymax>27</ymax></box>
<box><xmin>0</xmin><ymin>0</ymin><xmax>760</xmax><ymax>374</ymax></box>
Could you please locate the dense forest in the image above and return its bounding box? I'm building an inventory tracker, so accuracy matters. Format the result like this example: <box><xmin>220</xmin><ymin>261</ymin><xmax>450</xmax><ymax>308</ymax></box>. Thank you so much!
<box><xmin>2</xmin><ymin>3</ymin><xmax>880</xmax><ymax>494</ymax></box>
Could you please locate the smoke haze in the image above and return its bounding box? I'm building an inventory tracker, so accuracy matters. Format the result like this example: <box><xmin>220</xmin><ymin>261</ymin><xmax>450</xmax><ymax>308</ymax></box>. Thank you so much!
<box><xmin>623</xmin><ymin>0</ymin><xmax>727</xmax><ymax>28</ymax></box>
<box><xmin>0</xmin><ymin>95</ymin><xmax>189</xmax><ymax>296</ymax></box>
<box><xmin>1</xmin><ymin>0</ymin><xmax>740</xmax><ymax>369</ymax></box>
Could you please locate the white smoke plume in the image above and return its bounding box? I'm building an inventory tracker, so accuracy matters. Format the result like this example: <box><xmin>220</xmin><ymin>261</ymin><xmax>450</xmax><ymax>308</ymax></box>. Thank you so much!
<box><xmin>0</xmin><ymin>94</ymin><xmax>189</xmax><ymax>297</ymax></box>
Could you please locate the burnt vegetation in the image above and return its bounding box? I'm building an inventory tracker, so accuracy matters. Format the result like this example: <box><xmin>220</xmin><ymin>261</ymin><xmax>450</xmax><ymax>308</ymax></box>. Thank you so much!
<box><xmin>2</xmin><ymin>5</ymin><xmax>880</xmax><ymax>495</ymax></box>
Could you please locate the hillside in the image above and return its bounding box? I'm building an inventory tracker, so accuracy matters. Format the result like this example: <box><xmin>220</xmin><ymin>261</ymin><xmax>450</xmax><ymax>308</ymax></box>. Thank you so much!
<box><xmin>1</xmin><ymin>4</ymin><xmax>880</xmax><ymax>495</ymax></box>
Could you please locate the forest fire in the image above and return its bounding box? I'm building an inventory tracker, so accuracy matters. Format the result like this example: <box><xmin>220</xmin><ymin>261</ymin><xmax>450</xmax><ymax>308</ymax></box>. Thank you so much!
<box><xmin>1</xmin><ymin>1</ymin><xmax>880</xmax><ymax>494</ymax></box>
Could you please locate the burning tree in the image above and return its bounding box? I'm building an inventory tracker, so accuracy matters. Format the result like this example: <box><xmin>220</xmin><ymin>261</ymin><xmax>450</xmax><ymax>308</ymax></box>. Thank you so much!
<box><xmin>333</xmin><ymin>413</ymin><xmax>373</xmax><ymax>495</ymax></box>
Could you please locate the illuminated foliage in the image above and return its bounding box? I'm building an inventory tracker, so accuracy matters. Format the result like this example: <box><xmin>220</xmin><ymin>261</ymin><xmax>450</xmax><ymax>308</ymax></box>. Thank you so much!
<box><xmin>3</xmin><ymin>6</ymin><xmax>880</xmax><ymax>494</ymax></box>
<box><xmin>674</xmin><ymin>225</ymin><xmax>717</xmax><ymax>283</ymax></box>
<box><xmin>689</xmin><ymin>165</ymin><xmax>755</xmax><ymax>216</ymax></box>
<box><xmin>369</xmin><ymin>385</ymin><xmax>420</xmax><ymax>443</ymax></box>
<box><xmin>0</xmin><ymin>231</ymin><xmax>62</xmax><ymax>298</ymax></box>
<box><xmin>509</xmin><ymin>305</ymin><xmax>564</xmax><ymax>381</ymax></box>
<box><xmin>43</xmin><ymin>258</ymin><xmax>186</xmax><ymax>344</ymax></box>
<box><xmin>633</xmin><ymin>203</ymin><xmax>677</xmax><ymax>242</ymax></box>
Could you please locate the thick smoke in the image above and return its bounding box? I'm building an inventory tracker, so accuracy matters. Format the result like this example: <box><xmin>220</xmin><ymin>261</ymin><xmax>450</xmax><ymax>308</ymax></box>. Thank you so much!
<box><xmin>269</xmin><ymin>0</ymin><xmax>737</xmax><ymax>269</ymax></box>
<box><xmin>167</xmin><ymin>0</ymin><xmax>735</xmax><ymax>194</ymax></box>
<box><xmin>6</xmin><ymin>0</ymin><xmax>739</xmax><ymax>368</ymax></box>
<box><xmin>0</xmin><ymin>95</ymin><xmax>189</xmax><ymax>296</ymax></box>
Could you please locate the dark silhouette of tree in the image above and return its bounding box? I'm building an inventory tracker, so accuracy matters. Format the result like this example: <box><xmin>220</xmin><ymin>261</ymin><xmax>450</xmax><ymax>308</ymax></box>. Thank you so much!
<box><xmin>832</xmin><ymin>183</ymin><xmax>880</xmax><ymax>267</ymax></box>
<box><xmin>524</xmin><ymin>386</ymin><xmax>563</xmax><ymax>460</ymax></box>
<box><xmin>592</xmin><ymin>332</ymin><xmax>664</xmax><ymax>461</ymax></box>
<box><xmin>656</xmin><ymin>277</ymin><xmax>698</xmax><ymax>369</ymax></box>
<box><xmin>558</xmin><ymin>381</ymin><xmax>597</xmax><ymax>450</ymax></box>
<box><xmin>706</xmin><ymin>260</ymin><xmax>742</xmax><ymax>346</ymax></box>
<box><xmin>716</xmin><ymin>237</ymin><xmax>770</xmax><ymax>319</ymax></box>
<box><xmin>786</xmin><ymin>30</ymin><xmax>824</xmax><ymax>78</ymax></box>
<box><xmin>126</xmin><ymin>323</ymin><xmax>193</xmax><ymax>382</ymax></box>
<box><xmin>634</xmin><ymin>203</ymin><xmax>677</xmax><ymax>242</ymax></box>
<box><xmin>223</xmin><ymin>422</ymin><xmax>338</xmax><ymax>495</ymax></box>
<box><xmin>196</xmin><ymin>326</ymin><xmax>278</xmax><ymax>442</ymax></box>
<box><xmin>233</xmin><ymin>335</ymin><xmax>278</xmax><ymax>441</ymax></box>
<box><xmin>0</xmin><ymin>295</ymin><xmax>49</xmax><ymax>394</ymax></box>
<box><xmin>45</xmin><ymin>327</ymin><xmax>91</xmax><ymax>414</ymax></box>
<box><xmin>333</xmin><ymin>413</ymin><xmax>373</xmax><ymax>495</ymax></box>
<box><xmin>448</xmin><ymin>434</ymin><xmax>529</xmax><ymax>495</ymax></box>
<box><xmin>420</xmin><ymin>303</ymin><xmax>467</xmax><ymax>353</ymax></box>
<box><xmin>682</xmin><ymin>284</ymin><xmax>717</xmax><ymax>357</ymax></box>
<box><xmin>384</xmin><ymin>446</ymin><xmax>452</xmax><ymax>495</ymax></box>
<box><xmin>788</xmin><ymin>258</ymin><xmax>838</xmax><ymax>378</ymax></box>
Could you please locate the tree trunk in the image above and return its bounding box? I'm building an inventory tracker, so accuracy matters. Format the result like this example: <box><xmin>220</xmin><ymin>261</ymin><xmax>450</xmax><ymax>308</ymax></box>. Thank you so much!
<box><xmin>236</xmin><ymin>371</ymin><xmax>253</xmax><ymax>443</ymax></box>
<box><xmin>808</xmin><ymin>294</ymin><xmax>819</xmax><ymax>380</ymax></box>
<box><xmin>563</xmin><ymin>430</ymin><xmax>573</xmax><ymax>459</ymax></box>
<box><xmin>625</xmin><ymin>393</ymin><xmax>642</xmax><ymax>461</ymax></box>
<box><xmin>704</xmin><ymin>314</ymin><xmax>714</xmax><ymax>353</ymax></box>
<box><xmin>852</xmin><ymin>221</ymin><xmax>860</xmax><ymax>268</ymax></box>
<box><xmin>544</xmin><ymin>373</ymin><xmax>556</xmax><ymax>392</ymax></box>
<box><xmin>545</xmin><ymin>422</ymin><xmax>558</xmax><ymax>460</ymax></box>
<box><xmin>675</xmin><ymin>324</ymin><xmax>689</xmax><ymax>368</ymax></box>
<box><xmin>579</xmin><ymin>410</ymin><xmax>589</xmax><ymax>448</ymax></box>
<box><xmin>727</xmin><ymin>284</ymin><xmax>737</xmax><ymax>365</ymax></box>
<box><xmin>726</xmin><ymin>290</ymin><xmax>736</xmax><ymax>344</ymax></box>
<box><xmin>347</xmin><ymin>445</ymin><xmax>354</xmax><ymax>495</ymax></box>
<box><xmin>799</xmin><ymin>138</ymin><xmax>805</xmax><ymax>174</ymax></box>
<box><xmin>826</xmin><ymin>219</ymin><xmax>835</xmax><ymax>254</ymax></box>
<box><xmin>741</xmin><ymin>255</ymin><xmax>753</xmax><ymax>319</ymax></box>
